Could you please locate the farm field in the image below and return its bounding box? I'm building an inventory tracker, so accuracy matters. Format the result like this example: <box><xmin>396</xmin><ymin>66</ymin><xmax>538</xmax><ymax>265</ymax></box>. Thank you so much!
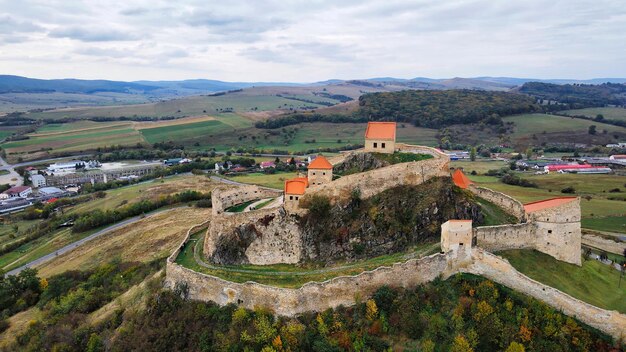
<box><xmin>504</xmin><ymin>113</ymin><xmax>626</xmax><ymax>136</ymax></box>
<box><xmin>561</xmin><ymin>107</ymin><xmax>626</xmax><ymax>121</ymax></box>
<box><xmin>1</xmin><ymin>121</ymin><xmax>145</xmax><ymax>162</ymax></box>
<box><xmin>23</xmin><ymin>92</ymin><xmax>341</xmax><ymax>120</ymax></box>
<box><xmin>226</xmin><ymin>172</ymin><xmax>298</xmax><ymax>189</ymax></box>
<box><xmin>457</xmin><ymin>161</ymin><xmax>626</xmax><ymax>232</ymax></box>
<box><xmin>0</xmin><ymin>91</ymin><xmax>152</xmax><ymax>113</ymax></box>
<box><xmin>67</xmin><ymin>175</ymin><xmax>215</xmax><ymax>214</ymax></box>
<box><xmin>499</xmin><ymin>249</ymin><xmax>626</xmax><ymax>313</ymax></box>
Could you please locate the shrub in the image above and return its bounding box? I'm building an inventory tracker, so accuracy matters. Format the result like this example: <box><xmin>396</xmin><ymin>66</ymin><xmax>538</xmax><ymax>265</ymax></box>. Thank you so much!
<box><xmin>501</xmin><ymin>174</ymin><xmax>537</xmax><ymax>188</ymax></box>
<box><xmin>303</xmin><ymin>195</ymin><xmax>331</xmax><ymax>218</ymax></box>
<box><xmin>561</xmin><ymin>187</ymin><xmax>576</xmax><ymax>194</ymax></box>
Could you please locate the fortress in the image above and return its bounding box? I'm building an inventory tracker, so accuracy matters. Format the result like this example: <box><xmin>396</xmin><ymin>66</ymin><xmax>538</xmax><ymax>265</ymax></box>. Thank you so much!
<box><xmin>165</xmin><ymin>122</ymin><xmax>626</xmax><ymax>340</ymax></box>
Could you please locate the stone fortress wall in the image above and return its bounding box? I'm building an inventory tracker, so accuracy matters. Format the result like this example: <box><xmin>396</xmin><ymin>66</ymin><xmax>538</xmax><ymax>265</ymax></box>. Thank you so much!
<box><xmin>582</xmin><ymin>233</ymin><xmax>626</xmax><ymax>256</ymax></box>
<box><xmin>301</xmin><ymin>145</ymin><xmax>450</xmax><ymax>202</ymax></box>
<box><xmin>468</xmin><ymin>185</ymin><xmax>526</xmax><ymax>221</ymax></box>
<box><xmin>211</xmin><ymin>184</ymin><xmax>282</xmax><ymax>215</ymax></box>
<box><xmin>166</xmin><ymin>220</ymin><xmax>626</xmax><ymax>340</ymax></box>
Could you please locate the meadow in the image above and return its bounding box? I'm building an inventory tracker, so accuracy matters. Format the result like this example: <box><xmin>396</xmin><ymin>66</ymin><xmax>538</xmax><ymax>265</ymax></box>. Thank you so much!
<box><xmin>500</xmin><ymin>249</ymin><xmax>626</xmax><ymax>313</ymax></box>
<box><xmin>561</xmin><ymin>107</ymin><xmax>626</xmax><ymax>121</ymax></box>
<box><xmin>226</xmin><ymin>172</ymin><xmax>298</xmax><ymax>189</ymax></box>
<box><xmin>503</xmin><ymin>113</ymin><xmax>626</xmax><ymax>136</ymax></box>
<box><xmin>453</xmin><ymin>160</ymin><xmax>626</xmax><ymax>233</ymax></box>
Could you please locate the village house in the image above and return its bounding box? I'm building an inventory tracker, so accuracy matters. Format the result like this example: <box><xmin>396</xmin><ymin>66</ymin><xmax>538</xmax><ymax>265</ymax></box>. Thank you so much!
<box><xmin>259</xmin><ymin>161</ymin><xmax>276</xmax><ymax>169</ymax></box>
<box><xmin>307</xmin><ymin>155</ymin><xmax>333</xmax><ymax>186</ymax></box>
<box><xmin>31</xmin><ymin>174</ymin><xmax>46</xmax><ymax>188</ymax></box>
<box><xmin>364</xmin><ymin>121</ymin><xmax>396</xmax><ymax>154</ymax></box>
<box><xmin>2</xmin><ymin>185</ymin><xmax>33</xmax><ymax>199</ymax></box>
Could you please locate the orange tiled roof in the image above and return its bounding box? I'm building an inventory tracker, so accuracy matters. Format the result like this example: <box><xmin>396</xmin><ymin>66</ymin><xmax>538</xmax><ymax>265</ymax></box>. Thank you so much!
<box><xmin>523</xmin><ymin>197</ymin><xmax>577</xmax><ymax>213</ymax></box>
<box><xmin>452</xmin><ymin>169</ymin><xmax>473</xmax><ymax>189</ymax></box>
<box><xmin>365</xmin><ymin>122</ymin><xmax>396</xmax><ymax>140</ymax></box>
<box><xmin>284</xmin><ymin>177</ymin><xmax>308</xmax><ymax>195</ymax></box>
<box><xmin>308</xmin><ymin>155</ymin><xmax>333</xmax><ymax>169</ymax></box>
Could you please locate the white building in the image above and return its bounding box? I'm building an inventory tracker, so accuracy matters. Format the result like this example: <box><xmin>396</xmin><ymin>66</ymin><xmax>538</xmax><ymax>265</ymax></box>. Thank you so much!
<box><xmin>2</xmin><ymin>186</ymin><xmax>32</xmax><ymax>198</ymax></box>
<box><xmin>31</xmin><ymin>174</ymin><xmax>46</xmax><ymax>188</ymax></box>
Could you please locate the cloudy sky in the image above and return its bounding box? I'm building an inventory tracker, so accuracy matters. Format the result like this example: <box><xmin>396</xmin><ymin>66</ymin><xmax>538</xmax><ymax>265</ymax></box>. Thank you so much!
<box><xmin>0</xmin><ymin>0</ymin><xmax>625</xmax><ymax>82</ymax></box>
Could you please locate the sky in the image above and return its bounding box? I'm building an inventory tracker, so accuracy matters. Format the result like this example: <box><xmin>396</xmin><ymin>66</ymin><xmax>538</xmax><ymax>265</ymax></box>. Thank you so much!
<box><xmin>0</xmin><ymin>0</ymin><xmax>625</xmax><ymax>82</ymax></box>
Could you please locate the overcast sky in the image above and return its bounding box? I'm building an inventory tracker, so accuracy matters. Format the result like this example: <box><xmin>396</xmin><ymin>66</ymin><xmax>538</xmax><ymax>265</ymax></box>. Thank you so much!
<box><xmin>0</xmin><ymin>0</ymin><xmax>625</xmax><ymax>82</ymax></box>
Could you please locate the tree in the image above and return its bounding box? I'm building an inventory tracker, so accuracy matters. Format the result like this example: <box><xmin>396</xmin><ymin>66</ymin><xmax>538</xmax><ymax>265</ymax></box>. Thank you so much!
<box><xmin>525</xmin><ymin>147</ymin><xmax>533</xmax><ymax>160</ymax></box>
<box><xmin>451</xmin><ymin>335</ymin><xmax>474</xmax><ymax>352</ymax></box>
<box><xmin>505</xmin><ymin>341</ymin><xmax>525</xmax><ymax>352</ymax></box>
<box><xmin>366</xmin><ymin>299</ymin><xmax>378</xmax><ymax>321</ymax></box>
<box><xmin>470</xmin><ymin>147</ymin><xmax>476</xmax><ymax>161</ymax></box>
<box><xmin>588</xmin><ymin>125</ymin><xmax>597</xmax><ymax>135</ymax></box>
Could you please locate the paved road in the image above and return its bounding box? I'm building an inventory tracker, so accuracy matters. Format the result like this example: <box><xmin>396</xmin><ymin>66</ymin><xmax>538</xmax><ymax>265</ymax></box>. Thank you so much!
<box><xmin>5</xmin><ymin>207</ymin><xmax>183</xmax><ymax>276</ymax></box>
<box><xmin>0</xmin><ymin>154</ymin><xmax>22</xmax><ymax>186</ymax></box>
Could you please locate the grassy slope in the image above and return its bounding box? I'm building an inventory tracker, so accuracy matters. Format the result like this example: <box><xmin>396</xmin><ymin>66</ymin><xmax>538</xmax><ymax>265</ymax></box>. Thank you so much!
<box><xmin>499</xmin><ymin>249</ymin><xmax>626</xmax><ymax>313</ymax></box>
<box><xmin>36</xmin><ymin>207</ymin><xmax>211</xmax><ymax>278</ymax></box>
<box><xmin>455</xmin><ymin>161</ymin><xmax>626</xmax><ymax>232</ymax></box>
<box><xmin>561</xmin><ymin>107</ymin><xmax>626</xmax><ymax>121</ymax></box>
<box><xmin>175</xmin><ymin>231</ymin><xmax>440</xmax><ymax>288</ymax></box>
<box><xmin>504</xmin><ymin>113</ymin><xmax>626</xmax><ymax>136</ymax></box>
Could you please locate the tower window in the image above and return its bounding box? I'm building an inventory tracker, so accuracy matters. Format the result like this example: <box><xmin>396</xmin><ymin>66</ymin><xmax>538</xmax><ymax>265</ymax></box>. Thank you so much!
<box><xmin>382</xmin><ymin>143</ymin><xmax>386</xmax><ymax>148</ymax></box>
<box><xmin>373</xmin><ymin>142</ymin><xmax>378</xmax><ymax>148</ymax></box>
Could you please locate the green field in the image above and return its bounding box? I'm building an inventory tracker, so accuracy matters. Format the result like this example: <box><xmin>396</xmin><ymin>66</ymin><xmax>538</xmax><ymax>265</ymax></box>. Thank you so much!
<box><xmin>140</xmin><ymin>120</ymin><xmax>233</xmax><ymax>144</ymax></box>
<box><xmin>226</xmin><ymin>172</ymin><xmax>297</xmax><ymax>189</ymax></box>
<box><xmin>24</xmin><ymin>93</ymin><xmax>336</xmax><ymax>120</ymax></box>
<box><xmin>499</xmin><ymin>249</ymin><xmax>626</xmax><ymax>313</ymax></box>
<box><xmin>504</xmin><ymin>113</ymin><xmax>626</xmax><ymax>136</ymax></box>
<box><xmin>176</xmin><ymin>231</ymin><xmax>440</xmax><ymax>288</ymax></box>
<box><xmin>457</xmin><ymin>161</ymin><xmax>626</xmax><ymax>232</ymax></box>
<box><xmin>561</xmin><ymin>107</ymin><xmax>626</xmax><ymax>121</ymax></box>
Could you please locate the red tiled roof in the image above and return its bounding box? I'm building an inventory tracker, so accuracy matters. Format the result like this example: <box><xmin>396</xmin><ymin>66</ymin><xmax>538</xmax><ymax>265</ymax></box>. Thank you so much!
<box><xmin>365</xmin><ymin>122</ymin><xmax>396</xmax><ymax>140</ymax></box>
<box><xmin>4</xmin><ymin>186</ymin><xmax>31</xmax><ymax>194</ymax></box>
<box><xmin>523</xmin><ymin>197</ymin><xmax>577</xmax><ymax>213</ymax></box>
<box><xmin>546</xmin><ymin>164</ymin><xmax>591</xmax><ymax>171</ymax></box>
<box><xmin>284</xmin><ymin>177</ymin><xmax>308</xmax><ymax>195</ymax></box>
<box><xmin>308</xmin><ymin>155</ymin><xmax>332</xmax><ymax>169</ymax></box>
<box><xmin>452</xmin><ymin>169</ymin><xmax>473</xmax><ymax>189</ymax></box>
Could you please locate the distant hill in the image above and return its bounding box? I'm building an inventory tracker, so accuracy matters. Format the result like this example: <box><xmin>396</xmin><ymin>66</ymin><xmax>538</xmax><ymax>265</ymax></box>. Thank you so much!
<box><xmin>519</xmin><ymin>82</ymin><xmax>626</xmax><ymax>108</ymax></box>
<box><xmin>0</xmin><ymin>75</ymin><xmax>159</xmax><ymax>94</ymax></box>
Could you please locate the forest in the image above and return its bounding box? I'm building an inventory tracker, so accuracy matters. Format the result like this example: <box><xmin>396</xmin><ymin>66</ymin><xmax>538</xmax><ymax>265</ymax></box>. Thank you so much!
<box><xmin>256</xmin><ymin>90</ymin><xmax>539</xmax><ymax>129</ymax></box>
<box><xmin>519</xmin><ymin>82</ymin><xmax>626</xmax><ymax>108</ymax></box>
<box><xmin>2</xmin><ymin>265</ymin><xmax>619</xmax><ymax>352</ymax></box>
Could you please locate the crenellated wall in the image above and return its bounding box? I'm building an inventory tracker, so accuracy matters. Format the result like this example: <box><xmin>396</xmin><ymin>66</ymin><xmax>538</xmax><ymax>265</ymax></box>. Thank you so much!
<box><xmin>468</xmin><ymin>185</ymin><xmax>526</xmax><ymax>222</ymax></box>
<box><xmin>212</xmin><ymin>184</ymin><xmax>282</xmax><ymax>215</ymax></box>
<box><xmin>301</xmin><ymin>148</ymin><xmax>449</xmax><ymax>203</ymax></box>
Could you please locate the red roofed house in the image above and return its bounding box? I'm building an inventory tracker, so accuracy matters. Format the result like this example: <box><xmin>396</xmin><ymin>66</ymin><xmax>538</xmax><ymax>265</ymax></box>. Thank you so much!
<box><xmin>307</xmin><ymin>155</ymin><xmax>333</xmax><ymax>186</ymax></box>
<box><xmin>2</xmin><ymin>185</ymin><xmax>32</xmax><ymax>199</ymax></box>
<box><xmin>284</xmin><ymin>177</ymin><xmax>309</xmax><ymax>209</ymax></box>
<box><xmin>364</xmin><ymin>122</ymin><xmax>396</xmax><ymax>154</ymax></box>
<box><xmin>452</xmin><ymin>169</ymin><xmax>473</xmax><ymax>189</ymax></box>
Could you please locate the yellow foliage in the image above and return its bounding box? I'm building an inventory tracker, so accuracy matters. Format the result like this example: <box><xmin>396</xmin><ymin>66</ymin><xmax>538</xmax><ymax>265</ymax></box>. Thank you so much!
<box><xmin>505</xmin><ymin>341</ymin><xmax>525</xmax><ymax>352</ymax></box>
<box><xmin>272</xmin><ymin>335</ymin><xmax>283</xmax><ymax>351</ymax></box>
<box><xmin>451</xmin><ymin>335</ymin><xmax>474</xmax><ymax>352</ymax></box>
<box><xmin>473</xmin><ymin>301</ymin><xmax>494</xmax><ymax>322</ymax></box>
<box><xmin>39</xmin><ymin>278</ymin><xmax>48</xmax><ymax>290</ymax></box>
<box><xmin>232</xmin><ymin>307</ymin><xmax>249</xmax><ymax>325</ymax></box>
<box><xmin>365</xmin><ymin>299</ymin><xmax>378</xmax><ymax>321</ymax></box>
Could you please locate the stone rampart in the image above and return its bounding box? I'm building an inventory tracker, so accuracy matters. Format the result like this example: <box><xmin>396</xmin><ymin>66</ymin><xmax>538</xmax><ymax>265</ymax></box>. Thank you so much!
<box><xmin>302</xmin><ymin>148</ymin><xmax>449</xmax><ymax>202</ymax></box>
<box><xmin>582</xmin><ymin>234</ymin><xmax>626</xmax><ymax>256</ymax></box>
<box><xmin>464</xmin><ymin>249</ymin><xmax>626</xmax><ymax>340</ymax></box>
<box><xmin>212</xmin><ymin>184</ymin><xmax>282</xmax><ymax>215</ymax></box>
<box><xmin>166</xmin><ymin>250</ymin><xmax>461</xmax><ymax>317</ymax></box>
<box><xmin>474</xmin><ymin>223</ymin><xmax>535</xmax><ymax>251</ymax></box>
<box><xmin>468</xmin><ymin>185</ymin><xmax>526</xmax><ymax>222</ymax></box>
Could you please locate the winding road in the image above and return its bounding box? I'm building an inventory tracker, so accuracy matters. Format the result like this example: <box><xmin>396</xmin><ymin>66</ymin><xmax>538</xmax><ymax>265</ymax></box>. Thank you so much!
<box><xmin>5</xmin><ymin>207</ymin><xmax>184</xmax><ymax>276</ymax></box>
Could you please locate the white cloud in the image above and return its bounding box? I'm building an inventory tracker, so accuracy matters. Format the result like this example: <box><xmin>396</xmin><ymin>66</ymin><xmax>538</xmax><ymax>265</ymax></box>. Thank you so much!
<box><xmin>0</xmin><ymin>0</ymin><xmax>624</xmax><ymax>81</ymax></box>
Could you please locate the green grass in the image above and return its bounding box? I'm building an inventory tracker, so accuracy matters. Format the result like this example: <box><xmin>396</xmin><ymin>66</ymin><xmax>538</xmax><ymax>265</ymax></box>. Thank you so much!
<box><xmin>499</xmin><ymin>249</ymin><xmax>626</xmax><ymax>313</ymax></box>
<box><xmin>226</xmin><ymin>172</ymin><xmax>297</xmax><ymax>189</ymax></box>
<box><xmin>140</xmin><ymin>119</ymin><xmax>233</xmax><ymax>144</ymax></box>
<box><xmin>458</xmin><ymin>162</ymin><xmax>626</xmax><ymax>232</ymax></box>
<box><xmin>475</xmin><ymin>196</ymin><xmax>517</xmax><ymax>226</ymax></box>
<box><xmin>252</xmin><ymin>198</ymin><xmax>275</xmax><ymax>210</ymax></box>
<box><xmin>504</xmin><ymin>113</ymin><xmax>626</xmax><ymax>136</ymax></box>
<box><xmin>561</xmin><ymin>107</ymin><xmax>626</xmax><ymax>121</ymax></box>
<box><xmin>373</xmin><ymin>152</ymin><xmax>433</xmax><ymax>164</ymax></box>
<box><xmin>175</xmin><ymin>232</ymin><xmax>440</xmax><ymax>288</ymax></box>
<box><xmin>225</xmin><ymin>200</ymin><xmax>256</xmax><ymax>213</ymax></box>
